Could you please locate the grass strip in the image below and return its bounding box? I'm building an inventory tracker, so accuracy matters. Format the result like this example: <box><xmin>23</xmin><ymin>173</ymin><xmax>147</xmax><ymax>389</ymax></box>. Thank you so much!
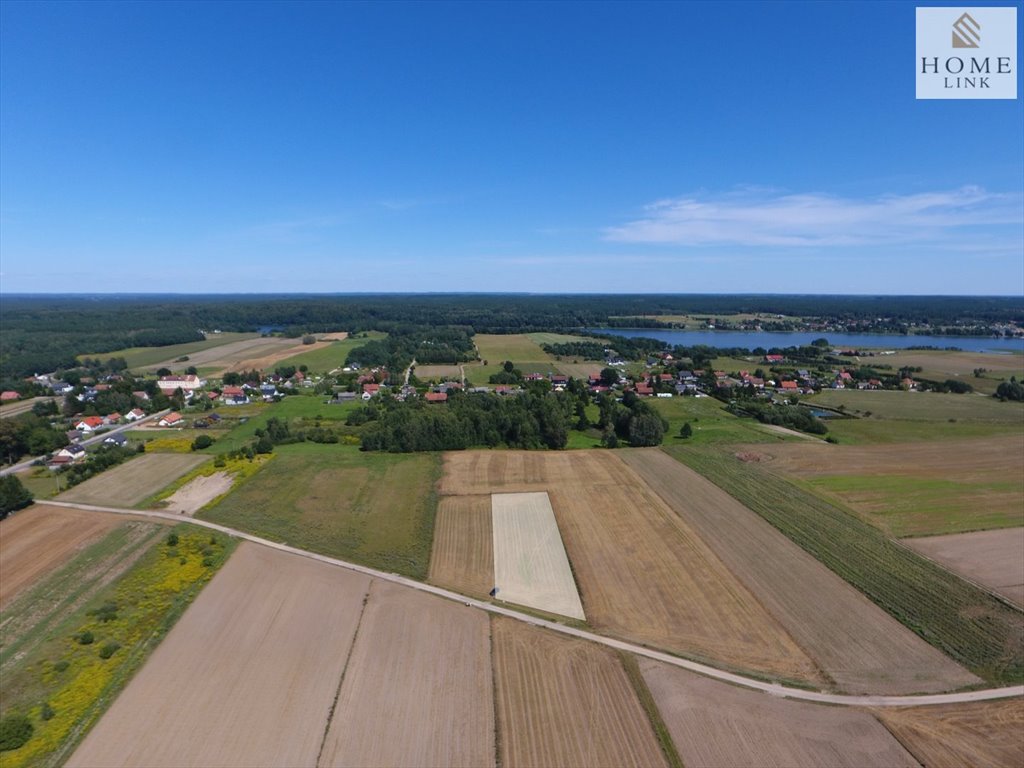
<box><xmin>665</xmin><ymin>445</ymin><xmax>1024</xmax><ymax>685</ymax></box>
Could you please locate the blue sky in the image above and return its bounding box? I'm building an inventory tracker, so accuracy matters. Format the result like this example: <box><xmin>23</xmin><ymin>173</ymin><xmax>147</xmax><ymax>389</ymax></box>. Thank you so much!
<box><xmin>1</xmin><ymin>0</ymin><xmax>1021</xmax><ymax>294</ymax></box>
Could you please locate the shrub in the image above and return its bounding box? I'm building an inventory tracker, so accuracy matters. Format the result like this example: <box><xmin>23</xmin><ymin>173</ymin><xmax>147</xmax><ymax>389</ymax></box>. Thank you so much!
<box><xmin>76</xmin><ymin>631</ymin><xmax>94</xmax><ymax>645</ymax></box>
<box><xmin>0</xmin><ymin>714</ymin><xmax>33</xmax><ymax>752</ymax></box>
<box><xmin>191</xmin><ymin>435</ymin><xmax>214</xmax><ymax>451</ymax></box>
<box><xmin>202</xmin><ymin>557</ymin><xmax>215</xmax><ymax>567</ymax></box>
<box><xmin>53</xmin><ymin>659</ymin><xmax>69</xmax><ymax>673</ymax></box>
<box><xmin>40</xmin><ymin>703</ymin><xmax>55</xmax><ymax>721</ymax></box>
<box><xmin>89</xmin><ymin>601</ymin><xmax>118</xmax><ymax>622</ymax></box>
<box><xmin>166</xmin><ymin>533</ymin><xmax>179</xmax><ymax>547</ymax></box>
<box><xmin>98</xmin><ymin>642</ymin><xmax>121</xmax><ymax>660</ymax></box>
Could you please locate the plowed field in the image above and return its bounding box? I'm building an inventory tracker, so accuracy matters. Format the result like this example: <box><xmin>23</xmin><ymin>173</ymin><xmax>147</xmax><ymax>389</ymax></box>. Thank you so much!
<box><xmin>68</xmin><ymin>543</ymin><xmax>370</xmax><ymax>768</ymax></box>
<box><xmin>319</xmin><ymin>581</ymin><xmax>494</xmax><ymax>768</ymax></box>
<box><xmin>428</xmin><ymin>495</ymin><xmax>493</xmax><ymax>597</ymax></box>
<box><xmin>874</xmin><ymin>698</ymin><xmax>1024</xmax><ymax>768</ymax></box>
<box><xmin>0</xmin><ymin>505</ymin><xmax>122</xmax><ymax>608</ymax></box>
<box><xmin>441</xmin><ymin>451</ymin><xmax>823</xmax><ymax>684</ymax></box>
<box><xmin>491</xmin><ymin>617</ymin><xmax>666</xmax><ymax>768</ymax></box>
<box><xmin>639</xmin><ymin>658</ymin><xmax>918</xmax><ymax>768</ymax></box>
<box><xmin>622</xmin><ymin>448</ymin><xmax>978</xmax><ymax>694</ymax></box>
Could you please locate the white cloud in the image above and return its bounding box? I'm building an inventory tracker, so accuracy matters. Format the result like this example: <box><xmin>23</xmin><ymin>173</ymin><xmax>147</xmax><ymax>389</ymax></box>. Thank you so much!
<box><xmin>604</xmin><ymin>186</ymin><xmax>1023</xmax><ymax>247</ymax></box>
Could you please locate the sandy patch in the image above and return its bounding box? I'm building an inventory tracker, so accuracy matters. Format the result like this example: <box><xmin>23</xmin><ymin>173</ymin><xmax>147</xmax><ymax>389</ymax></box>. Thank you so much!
<box><xmin>318</xmin><ymin>332</ymin><xmax>349</xmax><ymax>341</ymax></box>
<box><xmin>161</xmin><ymin>472</ymin><xmax>234</xmax><ymax>516</ymax></box>
<box><xmin>492</xmin><ymin>491</ymin><xmax>585</xmax><ymax>619</ymax></box>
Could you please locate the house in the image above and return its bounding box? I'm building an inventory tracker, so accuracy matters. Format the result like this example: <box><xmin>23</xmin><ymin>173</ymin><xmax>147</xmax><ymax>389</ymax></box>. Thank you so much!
<box><xmin>331</xmin><ymin>391</ymin><xmax>357</xmax><ymax>403</ymax></box>
<box><xmin>156</xmin><ymin>375</ymin><xmax>205</xmax><ymax>394</ymax></box>
<box><xmin>51</xmin><ymin>382</ymin><xmax>74</xmax><ymax>395</ymax></box>
<box><xmin>901</xmin><ymin>377</ymin><xmax>916</xmax><ymax>390</ymax></box>
<box><xmin>0</xmin><ymin>391</ymin><xmax>19</xmax><ymax>402</ymax></box>
<box><xmin>105</xmin><ymin>412</ymin><xmax>122</xmax><ymax>424</ymax></box>
<box><xmin>550</xmin><ymin>375</ymin><xmax>568</xmax><ymax>385</ymax></box>
<box><xmin>66</xmin><ymin>429</ymin><xmax>85</xmax><ymax>443</ymax></box>
<box><xmin>779</xmin><ymin>381</ymin><xmax>799</xmax><ymax>392</ymax></box>
<box><xmin>75</xmin><ymin>416</ymin><xmax>104</xmax><ymax>432</ymax></box>
<box><xmin>207</xmin><ymin>412</ymin><xmax>222</xmax><ymax>423</ymax></box>
<box><xmin>424</xmin><ymin>392</ymin><xmax>448</xmax><ymax>403</ymax></box>
<box><xmin>158</xmin><ymin>412</ymin><xmax>184</xmax><ymax>427</ymax></box>
<box><xmin>56</xmin><ymin>444</ymin><xmax>86</xmax><ymax>461</ymax></box>
<box><xmin>765</xmin><ymin>354</ymin><xmax>784</xmax><ymax>364</ymax></box>
<box><xmin>47</xmin><ymin>455</ymin><xmax>74</xmax><ymax>470</ymax></box>
<box><xmin>103</xmin><ymin>433</ymin><xmax>128</xmax><ymax>447</ymax></box>
<box><xmin>659</xmin><ymin>373</ymin><xmax>675</xmax><ymax>383</ymax></box>
<box><xmin>635</xmin><ymin>383</ymin><xmax>654</xmax><ymax>396</ymax></box>
<box><xmin>677</xmin><ymin>370</ymin><xmax>696</xmax><ymax>382</ymax></box>
<box><xmin>125</xmin><ymin>408</ymin><xmax>146</xmax><ymax>421</ymax></box>
<box><xmin>132</xmin><ymin>390</ymin><xmax>151</xmax><ymax>402</ymax></box>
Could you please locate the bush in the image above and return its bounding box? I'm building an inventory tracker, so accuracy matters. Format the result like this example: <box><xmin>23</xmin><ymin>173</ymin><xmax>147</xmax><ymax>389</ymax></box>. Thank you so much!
<box><xmin>191</xmin><ymin>435</ymin><xmax>214</xmax><ymax>451</ymax></box>
<box><xmin>89</xmin><ymin>601</ymin><xmax>118</xmax><ymax>623</ymax></box>
<box><xmin>53</xmin><ymin>659</ymin><xmax>69</xmax><ymax>673</ymax></box>
<box><xmin>40</xmin><ymin>703</ymin><xmax>55</xmax><ymax>721</ymax></box>
<box><xmin>98</xmin><ymin>642</ymin><xmax>121</xmax><ymax>659</ymax></box>
<box><xmin>76</xmin><ymin>631</ymin><xmax>94</xmax><ymax>645</ymax></box>
<box><xmin>166</xmin><ymin>533</ymin><xmax>179</xmax><ymax>547</ymax></box>
<box><xmin>0</xmin><ymin>714</ymin><xmax>33</xmax><ymax>752</ymax></box>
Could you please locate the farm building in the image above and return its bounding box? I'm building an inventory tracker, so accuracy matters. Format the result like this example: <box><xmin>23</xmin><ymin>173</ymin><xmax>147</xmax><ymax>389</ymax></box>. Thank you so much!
<box><xmin>157</xmin><ymin>374</ymin><xmax>205</xmax><ymax>394</ymax></box>
<box><xmin>0</xmin><ymin>391</ymin><xmax>20</xmax><ymax>402</ymax></box>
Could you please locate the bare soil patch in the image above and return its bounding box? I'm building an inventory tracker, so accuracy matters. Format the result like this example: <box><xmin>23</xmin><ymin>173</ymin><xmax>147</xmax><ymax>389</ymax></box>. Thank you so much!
<box><xmin>320</xmin><ymin>580</ymin><xmax>494</xmax><ymax>768</ymax></box>
<box><xmin>225</xmin><ymin>339</ymin><xmax>316</xmax><ymax>374</ymax></box>
<box><xmin>741</xmin><ymin>435</ymin><xmax>1024</xmax><ymax>536</ymax></box>
<box><xmin>318</xmin><ymin>332</ymin><xmax>349</xmax><ymax>341</ymax></box>
<box><xmin>492</xmin><ymin>617</ymin><xmax>666</xmax><ymax>768</ymax></box>
<box><xmin>159</xmin><ymin>471</ymin><xmax>234</xmax><ymax>516</ymax></box>
<box><xmin>428</xmin><ymin>495</ymin><xmax>494</xmax><ymax>597</ymax></box>
<box><xmin>0</xmin><ymin>505</ymin><xmax>122</xmax><ymax>609</ymax></box>
<box><xmin>442</xmin><ymin>451</ymin><xmax>823</xmax><ymax>684</ymax></box>
<box><xmin>874</xmin><ymin>698</ymin><xmax>1024</xmax><ymax>768</ymax></box>
<box><xmin>491</xmin><ymin>491</ymin><xmax>584</xmax><ymax>619</ymax></box>
<box><xmin>621</xmin><ymin>449</ymin><xmax>979</xmax><ymax>694</ymax></box>
<box><xmin>68</xmin><ymin>543</ymin><xmax>370</xmax><ymax>768</ymax></box>
<box><xmin>639</xmin><ymin>658</ymin><xmax>918</xmax><ymax>768</ymax></box>
<box><xmin>904</xmin><ymin>527</ymin><xmax>1024</xmax><ymax>608</ymax></box>
<box><xmin>57</xmin><ymin>453</ymin><xmax>209</xmax><ymax>508</ymax></box>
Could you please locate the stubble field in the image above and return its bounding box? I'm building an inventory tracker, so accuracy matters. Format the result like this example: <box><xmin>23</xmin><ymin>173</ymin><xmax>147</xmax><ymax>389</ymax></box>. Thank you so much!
<box><xmin>904</xmin><ymin>527</ymin><xmax>1024</xmax><ymax>608</ymax></box>
<box><xmin>0</xmin><ymin>505</ymin><xmax>122</xmax><ymax>608</ymax></box>
<box><xmin>68</xmin><ymin>543</ymin><xmax>371</xmax><ymax>768</ymax></box>
<box><xmin>319</xmin><ymin>581</ymin><xmax>495</xmax><ymax>768</ymax></box>
<box><xmin>621</xmin><ymin>448</ymin><xmax>979</xmax><ymax>694</ymax></box>
<box><xmin>56</xmin><ymin>453</ymin><xmax>210</xmax><ymax>508</ymax></box>
<box><xmin>491</xmin><ymin>617</ymin><xmax>667</xmax><ymax>768</ymax></box>
<box><xmin>439</xmin><ymin>450</ymin><xmax>823</xmax><ymax>684</ymax></box>
<box><xmin>638</xmin><ymin>658</ymin><xmax>918</xmax><ymax>768</ymax></box>
<box><xmin>428</xmin><ymin>495</ymin><xmax>494</xmax><ymax>597</ymax></box>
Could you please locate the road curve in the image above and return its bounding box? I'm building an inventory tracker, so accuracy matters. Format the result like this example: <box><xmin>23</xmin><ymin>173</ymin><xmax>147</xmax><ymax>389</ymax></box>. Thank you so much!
<box><xmin>41</xmin><ymin>499</ymin><xmax>1024</xmax><ymax>709</ymax></box>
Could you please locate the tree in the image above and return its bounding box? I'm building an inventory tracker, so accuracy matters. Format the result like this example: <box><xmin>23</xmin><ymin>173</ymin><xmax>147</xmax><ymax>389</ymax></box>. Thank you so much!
<box><xmin>191</xmin><ymin>435</ymin><xmax>214</xmax><ymax>450</ymax></box>
<box><xmin>628</xmin><ymin>412</ymin><xmax>665</xmax><ymax>447</ymax></box>
<box><xmin>156</xmin><ymin>368</ymin><xmax>172</xmax><ymax>377</ymax></box>
<box><xmin>302</xmin><ymin>335</ymin><xmax>316</xmax><ymax>345</ymax></box>
<box><xmin>503</xmin><ymin>360</ymin><xmax>515</xmax><ymax>373</ymax></box>
<box><xmin>185</xmin><ymin>366</ymin><xmax>198</xmax><ymax>375</ymax></box>
<box><xmin>0</xmin><ymin>475</ymin><xmax>33</xmax><ymax>519</ymax></box>
<box><xmin>680</xmin><ymin>422</ymin><xmax>693</xmax><ymax>439</ymax></box>
<box><xmin>600</xmin><ymin>367</ymin><xmax>620</xmax><ymax>386</ymax></box>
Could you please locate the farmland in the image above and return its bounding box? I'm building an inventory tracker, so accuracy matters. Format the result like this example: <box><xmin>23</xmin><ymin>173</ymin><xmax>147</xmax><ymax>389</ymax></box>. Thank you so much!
<box><xmin>134</xmin><ymin>335</ymin><xmax>312</xmax><ymax>375</ymax></box>
<box><xmin>665</xmin><ymin>444</ymin><xmax>1024</xmax><ymax>685</ymax></box>
<box><xmin>2</xmin><ymin>524</ymin><xmax>233</xmax><ymax>768</ymax></box>
<box><xmin>621</xmin><ymin>449</ymin><xmax>976</xmax><ymax>694</ymax></box>
<box><xmin>875</xmin><ymin>349</ymin><xmax>1024</xmax><ymax>394</ymax></box>
<box><xmin>200</xmin><ymin>443</ymin><xmax>439</xmax><ymax>578</ymax></box>
<box><xmin>68</xmin><ymin>542</ymin><xmax>365</xmax><ymax>768</ymax></box>
<box><xmin>56</xmin><ymin>453</ymin><xmax>209</xmax><ymax>509</ymax></box>
<box><xmin>413</xmin><ymin>363</ymin><xmax>463</xmax><ymax>381</ymax></box>
<box><xmin>491</xmin><ymin>617</ymin><xmax>667</xmax><ymax>768</ymax></box>
<box><xmin>807</xmin><ymin>388</ymin><xmax>1024</xmax><ymax>422</ymax></box>
<box><xmin>0</xmin><ymin>505</ymin><xmax>121</xmax><ymax>608</ymax></box>
<box><xmin>639</xmin><ymin>658</ymin><xmax>917</xmax><ymax>768</ymax></box>
<box><xmin>491</xmin><ymin>492</ymin><xmax>585</xmax><ymax>619</ymax></box>
<box><xmin>428</xmin><ymin>495</ymin><xmax>494</xmax><ymax>597</ymax></box>
<box><xmin>465</xmin><ymin>333</ymin><xmax>562</xmax><ymax>385</ymax></box>
<box><xmin>273</xmin><ymin>331</ymin><xmax>387</xmax><ymax>373</ymax></box>
<box><xmin>319</xmin><ymin>581</ymin><xmax>494</xmax><ymax>768</ymax></box>
<box><xmin>904</xmin><ymin>528</ymin><xmax>1024</xmax><ymax>608</ymax></box>
<box><xmin>874</xmin><ymin>699</ymin><xmax>1024</xmax><ymax>768</ymax></box>
<box><xmin>87</xmin><ymin>332</ymin><xmax>257</xmax><ymax>370</ymax></box>
<box><xmin>739</xmin><ymin>435</ymin><xmax>1024</xmax><ymax>536</ymax></box>
<box><xmin>441</xmin><ymin>450</ymin><xmax>824</xmax><ymax>684</ymax></box>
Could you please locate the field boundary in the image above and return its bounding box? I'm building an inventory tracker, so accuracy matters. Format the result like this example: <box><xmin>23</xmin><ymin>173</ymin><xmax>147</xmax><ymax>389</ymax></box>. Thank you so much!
<box><xmin>41</xmin><ymin>499</ymin><xmax>1024</xmax><ymax>708</ymax></box>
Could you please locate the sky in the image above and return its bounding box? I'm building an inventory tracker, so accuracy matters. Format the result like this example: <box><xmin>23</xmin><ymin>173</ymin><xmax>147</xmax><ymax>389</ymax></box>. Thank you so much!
<box><xmin>1</xmin><ymin>0</ymin><xmax>1022</xmax><ymax>295</ymax></box>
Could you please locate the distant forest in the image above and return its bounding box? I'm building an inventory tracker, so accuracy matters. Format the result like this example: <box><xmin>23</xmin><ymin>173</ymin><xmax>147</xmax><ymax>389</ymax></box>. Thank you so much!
<box><xmin>1</xmin><ymin>293</ymin><xmax>1021</xmax><ymax>381</ymax></box>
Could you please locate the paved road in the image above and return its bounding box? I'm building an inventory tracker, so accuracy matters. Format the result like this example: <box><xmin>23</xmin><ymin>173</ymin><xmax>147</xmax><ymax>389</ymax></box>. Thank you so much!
<box><xmin>39</xmin><ymin>499</ymin><xmax>1024</xmax><ymax>708</ymax></box>
<box><xmin>0</xmin><ymin>410</ymin><xmax>170</xmax><ymax>477</ymax></box>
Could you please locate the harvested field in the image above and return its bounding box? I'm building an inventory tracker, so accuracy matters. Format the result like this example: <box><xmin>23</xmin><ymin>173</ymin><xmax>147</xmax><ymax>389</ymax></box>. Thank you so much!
<box><xmin>874</xmin><ymin>698</ymin><xmax>1024</xmax><ymax>768</ymax></box>
<box><xmin>159</xmin><ymin>471</ymin><xmax>234</xmax><ymax>516</ymax></box>
<box><xmin>877</xmin><ymin>349</ymin><xmax>1024</xmax><ymax>394</ymax></box>
<box><xmin>428</xmin><ymin>495</ymin><xmax>494</xmax><ymax>597</ymax></box>
<box><xmin>474</xmin><ymin>333</ymin><xmax>558</xmax><ymax>363</ymax></box>
<box><xmin>638</xmin><ymin>658</ymin><xmax>918</xmax><ymax>768</ymax></box>
<box><xmin>491</xmin><ymin>492</ymin><xmax>584</xmax><ymax>619</ymax></box>
<box><xmin>758</xmin><ymin>423</ymin><xmax>825</xmax><ymax>441</ymax></box>
<box><xmin>318</xmin><ymin>331</ymin><xmax>349</xmax><ymax>341</ymax></box>
<box><xmin>413</xmin><ymin>364</ymin><xmax>463</xmax><ymax>380</ymax></box>
<box><xmin>320</xmin><ymin>581</ymin><xmax>494</xmax><ymax>768</ymax></box>
<box><xmin>665</xmin><ymin>445</ymin><xmax>1022</xmax><ymax>686</ymax></box>
<box><xmin>742</xmin><ymin>435</ymin><xmax>1024</xmax><ymax>536</ymax></box>
<box><xmin>904</xmin><ymin>528</ymin><xmax>1024</xmax><ymax>608</ymax></box>
<box><xmin>442</xmin><ymin>451</ymin><xmax>824</xmax><ymax>684</ymax></box>
<box><xmin>68</xmin><ymin>543</ymin><xmax>370</xmax><ymax>768</ymax></box>
<box><xmin>553</xmin><ymin>362</ymin><xmax>601</xmax><ymax>380</ymax></box>
<box><xmin>808</xmin><ymin>388</ymin><xmax>1024</xmax><ymax>423</ymax></box>
<box><xmin>622</xmin><ymin>449</ymin><xmax>979</xmax><ymax>694</ymax></box>
<box><xmin>0</xmin><ymin>505</ymin><xmax>122</xmax><ymax>608</ymax></box>
<box><xmin>491</xmin><ymin>617</ymin><xmax>666</xmax><ymax>768</ymax></box>
<box><xmin>57</xmin><ymin>453</ymin><xmax>209</xmax><ymax>508</ymax></box>
<box><xmin>138</xmin><ymin>335</ymin><xmax>297</xmax><ymax>372</ymax></box>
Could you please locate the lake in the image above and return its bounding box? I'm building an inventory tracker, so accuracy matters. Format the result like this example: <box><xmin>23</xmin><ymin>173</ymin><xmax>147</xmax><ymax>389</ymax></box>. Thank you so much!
<box><xmin>587</xmin><ymin>328</ymin><xmax>1024</xmax><ymax>354</ymax></box>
